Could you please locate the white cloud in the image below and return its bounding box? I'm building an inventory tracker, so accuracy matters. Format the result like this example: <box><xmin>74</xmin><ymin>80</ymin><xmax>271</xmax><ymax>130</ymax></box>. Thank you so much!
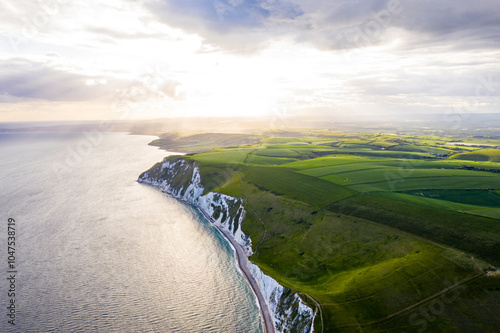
<box><xmin>0</xmin><ymin>0</ymin><xmax>499</xmax><ymax>121</ymax></box>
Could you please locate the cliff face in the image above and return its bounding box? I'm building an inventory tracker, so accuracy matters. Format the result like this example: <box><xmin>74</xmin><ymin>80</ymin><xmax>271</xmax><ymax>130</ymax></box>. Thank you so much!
<box><xmin>138</xmin><ymin>158</ymin><xmax>252</xmax><ymax>254</ymax></box>
<box><xmin>139</xmin><ymin>157</ymin><xmax>316</xmax><ymax>333</ymax></box>
<box><xmin>248</xmin><ymin>262</ymin><xmax>317</xmax><ymax>333</ymax></box>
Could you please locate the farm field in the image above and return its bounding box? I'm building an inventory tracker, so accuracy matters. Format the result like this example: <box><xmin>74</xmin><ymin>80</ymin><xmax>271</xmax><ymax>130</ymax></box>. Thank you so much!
<box><xmin>172</xmin><ymin>130</ymin><xmax>500</xmax><ymax>332</ymax></box>
<box><xmin>373</xmin><ymin>191</ymin><xmax>500</xmax><ymax>219</ymax></box>
<box><xmin>451</xmin><ymin>149</ymin><xmax>500</xmax><ymax>162</ymax></box>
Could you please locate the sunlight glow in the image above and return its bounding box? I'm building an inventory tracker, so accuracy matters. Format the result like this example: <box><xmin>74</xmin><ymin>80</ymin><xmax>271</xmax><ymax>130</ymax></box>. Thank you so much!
<box><xmin>0</xmin><ymin>0</ymin><xmax>498</xmax><ymax>121</ymax></box>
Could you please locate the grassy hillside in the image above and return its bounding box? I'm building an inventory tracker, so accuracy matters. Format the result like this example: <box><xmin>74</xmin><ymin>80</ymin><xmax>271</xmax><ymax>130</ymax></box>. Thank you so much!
<box><xmin>149</xmin><ymin>132</ymin><xmax>262</xmax><ymax>153</ymax></box>
<box><xmin>172</xmin><ymin>131</ymin><xmax>500</xmax><ymax>332</ymax></box>
<box><xmin>242</xmin><ymin>165</ymin><xmax>358</xmax><ymax>207</ymax></box>
<box><xmin>327</xmin><ymin>194</ymin><xmax>500</xmax><ymax>265</ymax></box>
<box><xmin>451</xmin><ymin>149</ymin><xmax>500</xmax><ymax>162</ymax></box>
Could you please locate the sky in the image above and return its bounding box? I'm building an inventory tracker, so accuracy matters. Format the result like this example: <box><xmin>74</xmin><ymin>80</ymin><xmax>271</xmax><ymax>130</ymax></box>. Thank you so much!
<box><xmin>0</xmin><ymin>0</ymin><xmax>499</xmax><ymax>122</ymax></box>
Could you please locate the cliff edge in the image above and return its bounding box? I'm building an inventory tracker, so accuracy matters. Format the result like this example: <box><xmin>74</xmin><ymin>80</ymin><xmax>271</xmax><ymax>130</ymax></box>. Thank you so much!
<box><xmin>138</xmin><ymin>157</ymin><xmax>316</xmax><ymax>333</ymax></box>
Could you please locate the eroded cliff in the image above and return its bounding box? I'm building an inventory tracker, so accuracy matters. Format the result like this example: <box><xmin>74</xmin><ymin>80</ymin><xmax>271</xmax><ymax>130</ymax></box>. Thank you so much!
<box><xmin>139</xmin><ymin>157</ymin><xmax>316</xmax><ymax>333</ymax></box>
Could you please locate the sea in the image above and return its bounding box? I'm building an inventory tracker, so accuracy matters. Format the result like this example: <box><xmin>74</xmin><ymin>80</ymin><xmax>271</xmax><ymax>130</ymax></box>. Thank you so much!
<box><xmin>0</xmin><ymin>131</ymin><xmax>262</xmax><ymax>332</ymax></box>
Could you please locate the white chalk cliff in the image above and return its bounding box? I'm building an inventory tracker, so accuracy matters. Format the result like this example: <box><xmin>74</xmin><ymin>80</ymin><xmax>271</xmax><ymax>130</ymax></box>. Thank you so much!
<box><xmin>139</xmin><ymin>157</ymin><xmax>315</xmax><ymax>333</ymax></box>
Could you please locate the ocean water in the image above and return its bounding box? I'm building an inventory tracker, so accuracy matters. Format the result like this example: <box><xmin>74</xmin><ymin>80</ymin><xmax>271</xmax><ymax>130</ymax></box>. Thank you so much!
<box><xmin>0</xmin><ymin>132</ymin><xmax>261</xmax><ymax>332</ymax></box>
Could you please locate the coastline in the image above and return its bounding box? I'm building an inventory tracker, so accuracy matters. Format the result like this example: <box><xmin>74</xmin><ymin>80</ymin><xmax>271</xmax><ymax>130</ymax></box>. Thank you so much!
<box><xmin>195</xmin><ymin>204</ymin><xmax>275</xmax><ymax>333</ymax></box>
<box><xmin>171</xmin><ymin>193</ymin><xmax>275</xmax><ymax>333</ymax></box>
<box><xmin>138</xmin><ymin>157</ymin><xmax>316</xmax><ymax>333</ymax></box>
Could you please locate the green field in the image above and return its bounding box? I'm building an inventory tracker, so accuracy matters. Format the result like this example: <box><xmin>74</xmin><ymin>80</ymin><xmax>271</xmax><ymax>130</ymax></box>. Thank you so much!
<box><xmin>250</xmin><ymin>148</ymin><xmax>302</xmax><ymax>157</ymax></box>
<box><xmin>400</xmin><ymin>189</ymin><xmax>500</xmax><ymax>207</ymax></box>
<box><xmin>166</xmin><ymin>131</ymin><xmax>500</xmax><ymax>332</ymax></box>
<box><xmin>283</xmin><ymin>155</ymin><xmax>374</xmax><ymax>169</ymax></box>
<box><xmin>451</xmin><ymin>149</ymin><xmax>500</xmax><ymax>162</ymax></box>
<box><xmin>346</xmin><ymin>175</ymin><xmax>500</xmax><ymax>192</ymax></box>
<box><xmin>149</xmin><ymin>132</ymin><xmax>262</xmax><ymax>153</ymax></box>
<box><xmin>190</xmin><ymin>148</ymin><xmax>253</xmax><ymax>165</ymax></box>
<box><xmin>373</xmin><ymin>191</ymin><xmax>495</xmax><ymax>211</ymax></box>
<box><xmin>242</xmin><ymin>165</ymin><xmax>358</xmax><ymax>207</ymax></box>
<box><xmin>387</xmin><ymin>144</ymin><xmax>452</xmax><ymax>154</ymax></box>
<box><xmin>324</xmin><ymin>168</ymin><xmax>494</xmax><ymax>185</ymax></box>
<box><xmin>298</xmin><ymin>161</ymin><xmax>387</xmax><ymax>176</ymax></box>
<box><xmin>327</xmin><ymin>194</ymin><xmax>500</xmax><ymax>264</ymax></box>
<box><xmin>244</xmin><ymin>154</ymin><xmax>298</xmax><ymax>165</ymax></box>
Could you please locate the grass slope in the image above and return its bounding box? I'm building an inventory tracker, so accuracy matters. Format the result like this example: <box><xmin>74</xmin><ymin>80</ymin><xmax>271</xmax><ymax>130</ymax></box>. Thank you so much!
<box><xmin>346</xmin><ymin>175</ymin><xmax>500</xmax><ymax>192</ymax></box>
<box><xmin>189</xmin><ymin>148</ymin><xmax>253</xmax><ymax>165</ymax></box>
<box><xmin>216</xmin><ymin>179</ymin><xmax>496</xmax><ymax>332</ymax></box>
<box><xmin>242</xmin><ymin>165</ymin><xmax>358</xmax><ymax>207</ymax></box>
<box><xmin>150</xmin><ymin>133</ymin><xmax>262</xmax><ymax>153</ymax></box>
<box><xmin>178</xmin><ymin>131</ymin><xmax>500</xmax><ymax>332</ymax></box>
<box><xmin>451</xmin><ymin>149</ymin><xmax>500</xmax><ymax>162</ymax></box>
<box><xmin>327</xmin><ymin>194</ymin><xmax>500</xmax><ymax>266</ymax></box>
<box><xmin>401</xmin><ymin>189</ymin><xmax>500</xmax><ymax>208</ymax></box>
<box><xmin>244</xmin><ymin>154</ymin><xmax>298</xmax><ymax>165</ymax></box>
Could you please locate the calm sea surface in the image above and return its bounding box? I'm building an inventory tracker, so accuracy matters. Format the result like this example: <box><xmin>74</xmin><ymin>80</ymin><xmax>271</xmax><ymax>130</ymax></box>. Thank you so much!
<box><xmin>0</xmin><ymin>132</ymin><xmax>261</xmax><ymax>332</ymax></box>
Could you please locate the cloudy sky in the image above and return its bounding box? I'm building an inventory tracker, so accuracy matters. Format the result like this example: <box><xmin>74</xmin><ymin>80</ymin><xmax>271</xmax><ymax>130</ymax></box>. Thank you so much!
<box><xmin>0</xmin><ymin>0</ymin><xmax>499</xmax><ymax>122</ymax></box>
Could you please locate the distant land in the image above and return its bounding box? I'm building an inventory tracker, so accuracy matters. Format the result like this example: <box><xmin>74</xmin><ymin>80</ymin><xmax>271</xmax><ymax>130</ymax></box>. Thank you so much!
<box><xmin>136</xmin><ymin>118</ymin><xmax>500</xmax><ymax>332</ymax></box>
<box><xmin>4</xmin><ymin>115</ymin><xmax>500</xmax><ymax>332</ymax></box>
<box><xmin>2</xmin><ymin>113</ymin><xmax>500</xmax><ymax>137</ymax></box>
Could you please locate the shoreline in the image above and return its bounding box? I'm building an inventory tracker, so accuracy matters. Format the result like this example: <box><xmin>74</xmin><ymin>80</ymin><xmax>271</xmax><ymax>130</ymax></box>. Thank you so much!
<box><xmin>195</xmin><ymin>205</ymin><xmax>276</xmax><ymax>333</ymax></box>
<box><xmin>158</xmin><ymin>190</ymin><xmax>276</xmax><ymax>333</ymax></box>
<box><xmin>138</xmin><ymin>157</ymin><xmax>317</xmax><ymax>333</ymax></box>
<box><xmin>136</xmin><ymin>153</ymin><xmax>276</xmax><ymax>331</ymax></box>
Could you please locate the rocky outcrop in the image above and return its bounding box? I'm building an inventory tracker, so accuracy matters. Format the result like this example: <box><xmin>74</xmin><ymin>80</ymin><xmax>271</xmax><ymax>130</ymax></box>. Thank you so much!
<box><xmin>139</xmin><ymin>157</ymin><xmax>315</xmax><ymax>333</ymax></box>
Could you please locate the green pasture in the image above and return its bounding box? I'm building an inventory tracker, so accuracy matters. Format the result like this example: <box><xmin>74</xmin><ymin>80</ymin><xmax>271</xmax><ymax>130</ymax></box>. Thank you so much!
<box><xmin>323</xmin><ymin>168</ymin><xmax>496</xmax><ymax>186</ymax></box>
<box><xmin>342</xmin><ymin>150</ymin><xmax>437</xmax><ymax>159</ymax></box>
<box><xmin>338</xmin><ymin>143</ymin><xmax>380</xmax><ymax>149</ymax></box>
<box><xmin>244</xmin><ymin>154</ymin><xmax>297</xmax><ymax>165</ymax></box>
<box><xmin>175</xmin><ymin>131</ymin><xmax>500</xmax><ymax>332</ymax></box>
<box><xmin>296</xmin><ymin>159</ymin><xmax>486</xmax><ymax>178</ymax></box>
<box><xmin>314</xmin><ymin>140</ymin><xmax>341</xmax><ymax>146</ymax></box>
<box><xmin>346</xmin><ymin>175</ymin><xmax>500</xmax><ymax>192</ymax></box>
<box><xmin>239</xmin><ymin>185</ymin><xmax>490</xmax><ymax>331</ymax></box>
<box><xmin>242</xmin><ymin>165</ymin><xmax>358</xmax><ymax>207</ymax></box>
<box><xmin>327</xmin><ymin>194</ymin><xmax>500</xmax><ymax>265</ymax></box>
<box><xmin>354</xmin><ymin>159</ymin><xmax>500</xmax><ymax>173</ymax></box>
<box><xmin>451</xmin><ymin>149</ymin><xmax>500</xmax><ymax>162</ymax></box>
<box><xmin>298</xmin><ymin>163</ymin><xmax>387</xmax><ymax>177</ymax></box>
<box><xmin>250</xmin><ymin>148</ymin><xmax>302</xmax><ymax>158</ymax></box>
<box><xmin>262</xmin><ymin>144</ymin><xmax>325</xmax><ymax>149</ymax></box>
<box><xmin>386</xmin><ymin>144</ymin><xmax>452</xmax><ymax>154</ymax></box>
<box><xmin>189</xmin><ymin>148</ymin><xmax>253</xmax><ymax>165</ymax></box>
<box><xmin>373</xmin><ymin>191</ymin><xmax>500</xmax><ymax>218</ymax></box>
<box><xmin>263</xmin><ymin>137</ymin><xmax>301</xmax><ymax>144</ymax></box>
<box><xmin>282</xmin><ymin>155</ymin><xmax>374</xmax><ymax>169</ymax></box>
<box><xmin>400</xmin><ymin>189</ymin><xmax>500</xmax><ymax>208</ymax></box>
